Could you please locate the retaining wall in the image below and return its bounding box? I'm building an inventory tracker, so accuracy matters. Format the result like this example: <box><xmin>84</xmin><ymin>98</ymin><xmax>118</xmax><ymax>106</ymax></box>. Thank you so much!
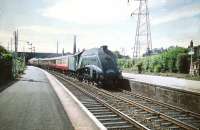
<box><xmin>128</xmin><ymin>80</ymin><xmax>200</xmax><ymax>114</ymax></box>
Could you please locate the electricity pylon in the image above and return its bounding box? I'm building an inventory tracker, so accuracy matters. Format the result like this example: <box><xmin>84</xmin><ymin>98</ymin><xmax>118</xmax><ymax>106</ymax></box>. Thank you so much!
<box><xmin>129</xmin><ymin>0</ymin><xmax>152</xmax><ymax>58</ymax></box>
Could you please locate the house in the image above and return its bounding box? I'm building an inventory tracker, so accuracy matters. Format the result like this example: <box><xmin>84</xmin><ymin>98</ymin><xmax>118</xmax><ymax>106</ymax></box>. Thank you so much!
<box><xmin>191</xmin><ymin>60</ymin><xmax>200</xmax><ymax>76</ymax></box>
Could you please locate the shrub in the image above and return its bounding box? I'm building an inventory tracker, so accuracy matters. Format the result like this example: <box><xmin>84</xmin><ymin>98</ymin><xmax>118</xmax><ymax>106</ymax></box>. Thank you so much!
<box><xmin>2</xmin><ymin>53</ymin><xmax>12</xmax><ymax>61</ymax></box>
<box><xmin>136</xmin><ymin>62</ymin><xmax>143</xmax><ymax>73</ymax></box>
<box><xmin>176</xmin><ymin>53</ymin><xmax>190</xmax><ymax>73</ymax></box>
<box><xmin>154</xmin><ymin>64</ymin><xmax>162</xmax><ymax>73</ymax></box>
<box><xmin>0</xmin><ymin>45</ymin><xmax>8</xmax><ymax>54</ymax></box>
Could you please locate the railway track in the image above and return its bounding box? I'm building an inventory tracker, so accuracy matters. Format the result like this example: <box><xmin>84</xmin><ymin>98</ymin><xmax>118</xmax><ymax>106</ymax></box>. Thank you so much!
<box><xmin>49</xmin><ymin>70</ymin><xmax>200</xmax><ymax>130</ymax></box>
<box><xmin>51</xmin><ymin>71</ymin><xmax>147</xmax><ymax>130</ymax></box>
<box><xmin>111</xmin><ymin>89</ymin><xmax>200</xmax><ymax>129</ymax></box>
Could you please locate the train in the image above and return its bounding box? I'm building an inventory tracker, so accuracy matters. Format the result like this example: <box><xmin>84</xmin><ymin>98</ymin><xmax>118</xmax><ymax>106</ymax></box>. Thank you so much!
<box><xmin>29</xmin><ymin>45</ymin><xmax>122</xmax><ymax>86</ymax></box>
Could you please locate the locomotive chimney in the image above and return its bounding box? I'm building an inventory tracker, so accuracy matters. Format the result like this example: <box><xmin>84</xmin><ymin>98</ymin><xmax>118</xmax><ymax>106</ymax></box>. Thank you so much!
<box><xmin>101</xmin><ymin>45</ymin><xmax>108</xmax><ymax>50</ymax></box>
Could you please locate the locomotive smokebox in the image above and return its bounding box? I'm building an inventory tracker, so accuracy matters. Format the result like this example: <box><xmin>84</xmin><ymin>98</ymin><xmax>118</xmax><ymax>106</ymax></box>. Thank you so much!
<box><xmin>101</xmin><ymin>45</ymin><xmax>108</xmax><ymax>50</ymax></box>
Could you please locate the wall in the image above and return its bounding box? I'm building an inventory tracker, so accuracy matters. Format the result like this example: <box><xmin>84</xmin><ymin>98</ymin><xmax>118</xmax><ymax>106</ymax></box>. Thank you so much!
<box><xmin>128</xmin><ymin>80</ymin><xmax>200</xmax><ymax>114</ymax></box>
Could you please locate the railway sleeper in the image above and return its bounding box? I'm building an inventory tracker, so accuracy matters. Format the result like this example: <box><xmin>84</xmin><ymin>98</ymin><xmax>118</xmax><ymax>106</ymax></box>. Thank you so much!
<box><xmin>92</xmin><ymin>111</ymin><xmax>114</xmax><ymax>115</ymax></box>
<box><xmin>83</xmin><ymin>104</ymin><xmax>103</xmax><ymax>107</ymax></box>
<box><xmin>152</xmin><ymin>106</ymin><xmax>170</xmax><ymax>111</ymax></box>
<box><xmin>102</xmin><ymin>121</ymin><xmax>132</xmax><ymax>127</ymax></box>
<box><xmin>98</xmin><ymin>117</ymin><xmax>122</xmax><ymax>122</ymax></box>
<box><xmin>176</xmin><ymin>116</ymin><xmax>196</xmax><ymax>121</ymax></box>
<box><xmin>81</xmin><ymin>99</ymin><xmax>95</xmax><ymax>102</ymax></box>
<box><xmin>95</xmin><ymin>114</ymin><xmax>118</xmax><ymax>119</ymax></box>
<box><xmin>166</xmin><ymin>111</ymin><xmax>182</xmax><ymax>116</ymax></box>
<box><xmin>145</xmin><ymin>116</ymin><xmax>160</xmax><ymax>122</ymax></box>
<box><xmin>81</xmin><ymin>101</ymin><xmax>100</xmax><ymax>105</ymax></box>
<box><xmin>87</xmin><ymin>107</ymin><xmax>107</xmax><ymax>110</ymax></box>
<box><xmin>89</xmin><ymin>109</ymin><xmax>111</xmax><ymax>113</ymax></box>
<box><xmin>106</xmin><ymin>125</ymin><xmax>136</xmax><ymax>130</ymax></box>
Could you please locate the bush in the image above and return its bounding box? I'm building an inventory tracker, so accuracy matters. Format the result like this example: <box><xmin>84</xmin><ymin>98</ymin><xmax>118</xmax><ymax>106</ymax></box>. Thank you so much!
<box><xmin>136</xmin><ymin>62</ymin><xmax>143</xmax><ymax>73</ymax></box>
<box><xmin>117</xmin><ymin>46</ymin><xmax>189</xmax><ymax>74</ymax></box>
<box><xmin>0</xmin><ymin>53</ymin><xmax>13</xmax><ymax>85</ymax></box>
<box><xmin>176</xmin><ymin>53</ymin><xmax>190</xmax><ymax>73</ymax></box>
<box><xmin>117</xmin><ymin>59</ymin><xmax>135</xmax><ymax>69</ymax></box>
<box><xmin>2</xmin><ymin>53</ymin><xmax>12</xmax><ymax>61</ymax></box>
<box><xmin>154</xmin><ymin>64</ymin><xmax>162</xmax><ymax>73</ymax></box>
<box><xmin>0</xmin><ymin>45</ymin><xmax>8</xmax><ymax>54</ymax></box>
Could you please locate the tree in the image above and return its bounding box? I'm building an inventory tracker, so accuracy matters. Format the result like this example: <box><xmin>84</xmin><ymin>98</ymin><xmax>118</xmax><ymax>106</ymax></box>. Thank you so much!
<box><xmin>166</xmin><ymin>47</ymin><xmax>188</xmax><ymax>72</ymax></box>
<box><xmin>0</xmin><ymin>45</ymin><xmax>8</xmax><ymax>54</ymax></box>
<box><xmin>113</xmin><ymin>51</ymin><xmax>130</xmax><ymax>59</ymax></box>
<box><xmin>176</xmin><ymin>53</ymin><xmax>190</xmax><ymax>73</ymax></box>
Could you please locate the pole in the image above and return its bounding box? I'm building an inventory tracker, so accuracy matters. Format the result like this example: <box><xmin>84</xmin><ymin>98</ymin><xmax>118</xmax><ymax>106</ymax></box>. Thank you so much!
<box><xmin>57</xmin><ymin>40</ymin><xmax>58</xmax><ymax>54</ymax></box>
<box><xmin>10</xmin><ymin>38</ymin><xmax>13</xmax><ymax>52</ymax></box>
<box><xmin>190</xmin><ymin>53</ymin><xmax>193</xmax><ymax>75</ymax></box>
<box><xmin>14</xmin><ymin>30</ymin><xmax>18</xmax><ymax>53</ymax></box>
<box><xmin>7</xmin><ymin>41</ymin><xmax>9</xmax><ymax>51</ymax></box>
<box><xmin>62</xmin><ymin>48</ymin><xmax>64</xmax><ymax>56</ymax></box>
<box><xmin>189</xmin><ymin>40</ymin><xmax>194</xmax><ymax>75</ymax></box>
<box><xmin>73</xmin><ymin>35</ymin><xmax>77</xmax><ymax>54</ymax></box>
<box><xmin>129</xmin><ymin>0</ymin><xmax>152</xmax><ymax>58</ymax></box>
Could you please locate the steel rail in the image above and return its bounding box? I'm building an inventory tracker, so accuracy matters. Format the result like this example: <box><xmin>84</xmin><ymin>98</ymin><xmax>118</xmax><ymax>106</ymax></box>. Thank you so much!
<box><xmin>71</xmin><ymin>77</ymin><xmax>199</xmax><ymax>130</ymax></box>
<box><xmin>53</xmin><ymin>72</ymin><xmax>150</xmax><ymax>130</ymax></box>
<box><xmin>120</xmin><ymin>89</ymin><xmax>200</xmax><ymax>119</ymax></box>
<box><xmin>49</xmin><ymin>70</ymin><xmax>199</xmax><ymax>130</ymax></box>
<box><xmin>98</xmin><ymin>88</ymin><xmax>199</xmax><ymax>130</ymax></box>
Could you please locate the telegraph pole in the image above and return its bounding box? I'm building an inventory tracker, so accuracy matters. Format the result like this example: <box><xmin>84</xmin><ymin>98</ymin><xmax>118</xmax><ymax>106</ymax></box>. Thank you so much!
<box><xmin>189</xmin><ymin>40</ymin><xmax>194</xmax><ymax>75</ymax></box>
<box><xmin>73</xmin><ymin>35</ymin><xmax>77</xmax><ymax>54</ymax></box>
<box><xmin>129</xmin><ymin>0</ymin><xmax>152</xmax><ymax>58</ymax></box>
<box><xmin>57</xmin><ymin>40</ymin><xmax>59</xmax><ymax>54</ymax></box>
<box><xmin>7</xmin><ymin>41</ymin><xmax>10</xmax><ymax>51</ymax></box>
<box><xmin>13</xmin><ymin>29</ymin><xmax>19</xmax><ymax>79</ymax></box>
<box><xmin>62</xmin><ymin>48</ymin><xmax>64</xmax><ymax>56</ymax></box>
<box><xmin>10</xmin><ymin>38</ymin><xmax>13</xmax><ymax>52</ymax></box>
<box><xmin>14</xmin><ymin>30</ymin><xmax>18</xmax><ymax>53</ymax></box>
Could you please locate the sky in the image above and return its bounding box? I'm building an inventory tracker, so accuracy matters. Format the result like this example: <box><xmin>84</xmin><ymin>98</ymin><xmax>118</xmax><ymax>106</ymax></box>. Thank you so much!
<box><xmin>0</xmin><ymin>0</ymin><xmax>199</xmax><ymax>56</ymax></box>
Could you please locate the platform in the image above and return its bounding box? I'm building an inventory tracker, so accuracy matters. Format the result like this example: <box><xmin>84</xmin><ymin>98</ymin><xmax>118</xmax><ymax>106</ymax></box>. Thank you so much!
<box><xmin>0</xmin><ymin>66</ymin><xmax>74</xmax><ymax>130</ymax></box>
<box><xmin>0</xmin><ymin>66</ymin><xmax>105</xmax><ymax>130</ymax></box>
<box><xmin>122</xmin><ymin>72</ymin><xmax>200</xmax><ymax>114</ymax></box>
<box><xmin>123</xmin><ymin>72</ymin><xmax>200</xmax><ymax>94</ymax></box>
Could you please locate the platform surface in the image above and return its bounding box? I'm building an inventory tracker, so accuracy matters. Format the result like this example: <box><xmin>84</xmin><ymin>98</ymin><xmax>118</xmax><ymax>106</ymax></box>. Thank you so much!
<box><xmin>123</xmin><ymin>72</ymin><xmax>200</xmax><ymax>94</ymax></box>
<box><xmin>0</xmin><ymin>66</ymin><xmax>74</xmax><ymax>130</ymax></box>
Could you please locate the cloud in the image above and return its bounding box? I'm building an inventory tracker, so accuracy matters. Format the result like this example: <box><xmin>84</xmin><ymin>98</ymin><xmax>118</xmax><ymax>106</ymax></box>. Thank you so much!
<box><xmin>20</xmin><ymin>25</ymin><xmax>67</xmax><ymax>34</ymax></box>
<box><xmin>151</xmin><ymin>3</ymin><xmax>200</xmax><ymax>25</ymax></box>
<box><xmin>40</xmin><ymin>0</ymin><xmax>130</xmax><ymax>25</ymax></box>
<box><xmin>149</xmin><ymin>0</ymin><xmax>167</xmax><ymax>8</ymax></box>
<box><xmin>0</xmin><ymin>31</ymin><xmax>12</xmax><ymax>46</ymax></box>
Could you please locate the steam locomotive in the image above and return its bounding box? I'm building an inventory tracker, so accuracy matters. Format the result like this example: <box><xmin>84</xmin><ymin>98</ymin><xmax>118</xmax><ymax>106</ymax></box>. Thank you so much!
<box><xmin>29</xmin><ymin>46</ymin><xmax>122</xmax><ymax>85</ymax></box>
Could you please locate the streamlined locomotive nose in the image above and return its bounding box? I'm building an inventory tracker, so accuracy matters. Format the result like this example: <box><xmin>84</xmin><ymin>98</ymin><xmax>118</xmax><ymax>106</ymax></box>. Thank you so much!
<box><xmin>106</xmin><ymin>69</ymin><xmax>115</xmax><ymax>75</ymax></box>
<box><xmin>105</xmin><ymin>69</ymin><xmax>120</xmax><ymax>79</ymax></box>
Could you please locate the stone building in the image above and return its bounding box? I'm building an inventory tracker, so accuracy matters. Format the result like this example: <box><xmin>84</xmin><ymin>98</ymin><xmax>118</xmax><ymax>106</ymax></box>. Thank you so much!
<box><xmin>190</xmin><ymin>44</ymin><xmax>200</xmax><ymax>76</ymax></box>
<box><xmin>193</xmin><ymin>45</ymin><xmax>200</xmax><ymax>60</ymax></box>
<box><xmin>191</xmin><ymin>60</ymin><xmax>200</xmax><ymax>76</ymax></box>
